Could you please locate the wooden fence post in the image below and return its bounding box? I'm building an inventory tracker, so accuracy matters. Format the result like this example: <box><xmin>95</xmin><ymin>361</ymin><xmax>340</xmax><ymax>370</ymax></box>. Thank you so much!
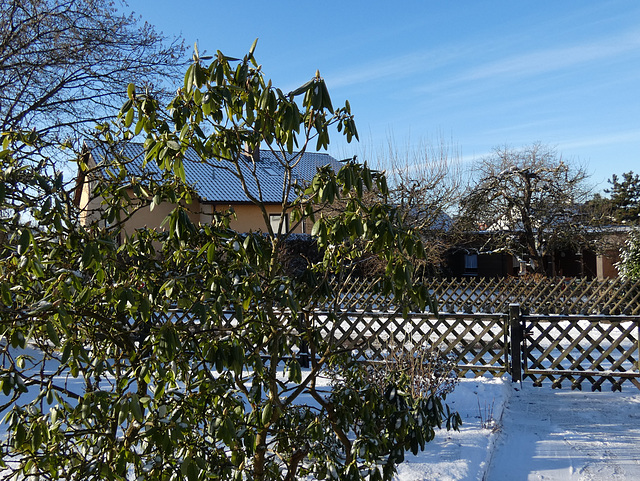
<box><xmin>299</xmin><ymin>342</ymin><xmax>310</xmax><ymax>368</ymax></box>
<box><xmin>298</xmin><ymin>313</ymin><xmax>310</xmax><ymax>368</ymax></box>
<box><xmin>509</xmin><ymin>303</ymin><xmax>523</xmax><ymax>383</ymax></box>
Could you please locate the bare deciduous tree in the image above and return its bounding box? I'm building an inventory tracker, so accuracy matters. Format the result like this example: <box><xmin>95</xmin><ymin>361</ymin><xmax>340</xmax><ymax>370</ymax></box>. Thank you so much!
<box><xmin>379</xmin><ymin>137</ymin><xmax>465</xmax><ymax>272</ymax></box>
<box><xmin>459</xmin><ymin>143</ymin><xmax>591</xmax><ymax>275</ymax></box>
<box><xmin>0</xmin><ymin>0</ymin><xmax>185</xmax><ymax>146</ymax></box>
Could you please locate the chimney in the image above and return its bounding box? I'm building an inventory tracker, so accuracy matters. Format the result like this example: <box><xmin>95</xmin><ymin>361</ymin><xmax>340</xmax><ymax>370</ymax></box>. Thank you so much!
<box><xmin>244</xmin><ymin>142</ymin><xmax>260</xmax><ymax>163</ymax></box>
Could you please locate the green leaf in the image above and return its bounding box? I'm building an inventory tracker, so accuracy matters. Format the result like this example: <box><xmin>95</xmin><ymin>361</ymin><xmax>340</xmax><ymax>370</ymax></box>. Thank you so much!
<box><xmin>261</xmin><ymin>402</ymin><xmax>273</xmax><ymax>425</ymax></box>
<box><xmin>320</xmin><ymin>80</ymin><xmax>334</xmax><ymax>113</ymax></box>
<box><xmin>249</xmin><ymin>38</ymin><xmax>258</xmax><ymax>57</ymax></box>
<box><xmin>219</xmin><ymin>417</ymin><xmax>236</xmax><ymax>445</ymax></box>
<box><xmin>288</xmin><ymin>359</ymin><xmax>302</xmax><ymax>383</ymax></box>
<box><xmin>133</xmin><ymin>116</ymin><xmax>143</xmax><ymax>136</ymax></box>
<box><xmin>1</xmin><ymin>283</ymin><xmax>12</xmax><ymax>307</ymax></box>
<box><xmin>45</xmin><ymin>321</ymin><xmax>60</xmax><ymax>347</ymax></box>
<box><xmin>207</xmin><ymin>242</ymin><xmax>216</xmax><ymax>263</ymax></box>
<box><xmin>174</xmin><ymin>157</ymin><xmax>186</xmax><ymax>182</ymax></box>
<box><xmin>117</xmin><ymin>402</ymin><xmax>129</xmax><ymax>425</ymax></box>
<box><xmin>289</xmin><ymin>79</ymin><xmax>314</xmax><ymax>97</ymax></box>
<box><xmin>124</xmin><ymin>107</ymin><xmax>134</xmax><ymax>128</ymax></box>
<box><xmin>17</xmin><ymin>228</ymin><xmax>31</xmax><ymax>255</ymax></box>
<box><xmin>14</xmin><ymin>422</ymin><xmax>25</xmax><ymax>448</ymax></box>
<box><xmin>61</xmin><ymin>342</ymin><xmax>72</xmax><ymax>364</ymax></box>
<box><xmin>2</xmin><ymin>377</ymin><xmax>12</xmax><ymax>396</ymax></box>
<box><xmin>184</xmin><ymin>64</ymin><xmax>194</xmax><ymax>92</ymax></box>
<box><xmin>10</xmin><ymin>330</ymin><xmax>25</xmax><ymax>348</ymax></box>
<box><xmin>119</xmin><ymin>99</ymin><xmax>133</xmax><ymax>115</ymax></box>
<box><xmin>130</xmin><ymin>394</ymin><xmax>143</xmax><ymax>423</ymax></box>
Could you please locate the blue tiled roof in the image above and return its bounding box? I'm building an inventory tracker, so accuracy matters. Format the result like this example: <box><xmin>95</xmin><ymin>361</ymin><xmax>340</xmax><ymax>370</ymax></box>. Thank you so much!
<box><xmin>88</xmin><ymin>143</ymin><xmax>341</xmax><ymax>204</ymax></box>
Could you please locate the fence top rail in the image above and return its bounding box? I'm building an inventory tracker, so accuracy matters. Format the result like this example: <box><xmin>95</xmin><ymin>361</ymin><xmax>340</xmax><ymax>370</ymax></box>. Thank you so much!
<box><xmin>165</xmin><ymin>311</ymin><xmax>639</xmax><ymax>322</ymax></box>
<box><xmin>162</xmin><ymin>277</ymin><xmax>640</xmax><ymax>319</ymax></box>
<box><xmin>520</xmin><ymin>314</ymin><xmax>640</xmax><ymax>322</ymax></box>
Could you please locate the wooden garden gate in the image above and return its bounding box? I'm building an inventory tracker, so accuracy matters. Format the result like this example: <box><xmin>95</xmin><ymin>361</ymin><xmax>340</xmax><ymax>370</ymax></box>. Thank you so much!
<box><xmin>509</xmin><ymin>304</ymin><xmax>640</xmax><ymax>391</ymax></box>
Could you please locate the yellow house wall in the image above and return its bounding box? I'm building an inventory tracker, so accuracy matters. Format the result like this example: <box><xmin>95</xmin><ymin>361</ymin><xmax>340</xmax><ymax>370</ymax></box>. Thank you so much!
<box><xmin>78</xmin><ymin>176</ymin><xmax>104</xmax><ymax>226</ymax></box>
<box><xmin>81</xmin><ymin>188</ymin><xmax>306</xmax><ymax>235</ymax></box>
<box><xmin>210</xmin><ymin>203</ymin><xmax>305</xmax><ymax>234</ymax></box>
<box><xmin>79</xmin><ymin>183</ymin><xmax>202</xmax><ymax>235</ymax></box>
<box><xmin>125</xmin><ymin>195</ymin><xmax>201</xmax><ymax>234</ymax></box>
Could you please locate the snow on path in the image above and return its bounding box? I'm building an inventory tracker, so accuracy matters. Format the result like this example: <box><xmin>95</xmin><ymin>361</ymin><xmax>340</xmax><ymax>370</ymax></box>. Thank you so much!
<box><xmin>486</xmin><ymin>384</ymin><xmax>640</xmax><ymax>481</ymax></box>
<box><xmin>394</xmin><ymin>378</ymin><xmax>512</xmax><ymax>481</ymax></box>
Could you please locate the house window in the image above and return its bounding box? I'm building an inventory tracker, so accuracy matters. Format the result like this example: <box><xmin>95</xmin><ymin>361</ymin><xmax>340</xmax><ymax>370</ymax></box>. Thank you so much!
<box><xmin>200</xmin><ymin>204</ymin><xmax>214</xmax><ymax>225</ymax></box>
<box><xmin>464</xmin><ymin>253</ymin><xmax>478</xmax><ymax>276</ymax></box>
<box><xmin>269</xmin><ymin>213</ymin><xmax>288</xmax><ymax>235</ymax></box>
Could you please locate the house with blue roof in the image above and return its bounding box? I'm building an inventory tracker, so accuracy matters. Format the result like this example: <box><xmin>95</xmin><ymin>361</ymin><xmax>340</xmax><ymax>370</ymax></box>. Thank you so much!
<box><xmin>75</xmin><ymin>142</ymin><xmax>341</xmax><ymax>234</ymax></box>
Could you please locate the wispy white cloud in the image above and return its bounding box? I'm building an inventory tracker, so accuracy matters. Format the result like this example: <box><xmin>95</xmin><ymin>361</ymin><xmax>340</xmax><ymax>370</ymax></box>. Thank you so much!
<box><xmin>463</xmin><ymin>30</ymin><xmax>640</xmax><ymax>83</ymax></box>
<box><xmin>325</xmin><ymin>46</ymin><xmax>468</xmax><ymax>90</ymax></box>
<box><xmin>478</xmin><ymin>120</ymin><xmax>558</xmax><ymax>141</ymax></box>
<box><xmin>458</xmin><ymin>131</ymin><xmax>640</xmax><ymax>165</ymax></box>
<box><xmin>326</xmin><ymin>26</ymin><xmax>640</xmax><ymax>106</ymax></box>
<box><xmin>559</xmin><ymin>130</ymin><xmax>640</xmax><ymax>150</ymax></box>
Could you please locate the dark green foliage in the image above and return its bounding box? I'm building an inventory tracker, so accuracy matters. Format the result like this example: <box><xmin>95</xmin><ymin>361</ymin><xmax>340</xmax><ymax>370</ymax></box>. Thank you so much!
<box><xmin>606</xmin><ymin>172</ymin><xmax>640</xmax><ymax>225</ymax></box>
<box><xmin>0</xmin><ymin>45</ymin><xmax>459</xmax><ymax>480</ymax></box>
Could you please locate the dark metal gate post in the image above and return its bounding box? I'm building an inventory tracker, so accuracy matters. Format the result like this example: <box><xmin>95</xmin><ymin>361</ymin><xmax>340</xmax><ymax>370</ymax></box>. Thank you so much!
<box><xmin>298</xmin><ymin>313</ymin><xmax>310</xmax><ymax>368</ymax></box>
<box><xmin>509</xmin><ymin>303</ymin><xmax>523</xmax><ymax>383</ymax></box>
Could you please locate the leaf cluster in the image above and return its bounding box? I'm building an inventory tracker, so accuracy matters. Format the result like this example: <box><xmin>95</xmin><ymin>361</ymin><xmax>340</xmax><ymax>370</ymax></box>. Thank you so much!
<box><xmin>0</xmin><ymin>45</ymin><xmax>458</xmax><ymax>481</ymax></box>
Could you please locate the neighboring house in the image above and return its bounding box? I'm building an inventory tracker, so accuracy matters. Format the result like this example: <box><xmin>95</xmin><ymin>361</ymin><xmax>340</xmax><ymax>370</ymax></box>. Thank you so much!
<box><xmin>74</xmin><ymin>142</ymin><xmax>341</xmax><ymax>235</ymax></box>
<box><xmin>445</xmin><ymin>227</ymin><xmax>629</xmax><ymax>279</ymax></box>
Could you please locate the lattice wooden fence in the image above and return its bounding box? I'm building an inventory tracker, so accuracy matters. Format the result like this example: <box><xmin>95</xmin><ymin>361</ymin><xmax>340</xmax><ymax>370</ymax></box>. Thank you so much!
<box><xmin>331</xmin><ymin>277</ymin><xmax>640</xmax><ymax>315</ymax></box>
<box><xmin>161</xmin><ymin>307</ymin><xmax>640</xmax><ymax>390</ymax></box>
<box><xmin>313</xmin><ymin>308</ymin><xmax>640</xmax><ymax>391</ymax></box>
<box><xmin>161</xmin><ymin>275</ymin><xmax>640</xmax><ymax>391</ymax></box>
<box><xmin>518</xmin><ymin>313</ymin><xmax>640</xmax><ymax>391</ymax></box>
<box><xmin>313</xmin><ymin>311</ymin><xmax>509</xmax><ymax>378</ymax></box>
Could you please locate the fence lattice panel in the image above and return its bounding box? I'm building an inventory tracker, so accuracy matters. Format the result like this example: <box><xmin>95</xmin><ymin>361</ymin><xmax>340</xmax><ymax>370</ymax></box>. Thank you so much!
<box><xmin>313</xmin><ymin>311</ymin><xmax>509</xmax><ymax>378</ymax></box>
<box><xmin>331</xmin><ymin>277</ymin><xmax>640</xmax><ymax>315</ymax></box>
<box><xmin>160</xmin><ymin>274</ymin><xmax>640</xmax><ymax>390</ymax></box>
<box><xmin>521</xmin><ymin>315</ymin><xmax>640</xmax><ymax>391</ymax></box>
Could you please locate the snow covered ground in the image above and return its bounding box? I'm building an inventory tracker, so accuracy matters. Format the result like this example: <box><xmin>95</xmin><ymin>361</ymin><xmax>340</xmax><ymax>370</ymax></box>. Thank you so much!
<box><xmin>3</xmin><ymin>345</ymin><xmax>640</xmax><ymax>480</ymax></box>
<box><xmin>402</xmin><ymin>377</ymin><xmax>640</xmax><ymax>481</ymax></box>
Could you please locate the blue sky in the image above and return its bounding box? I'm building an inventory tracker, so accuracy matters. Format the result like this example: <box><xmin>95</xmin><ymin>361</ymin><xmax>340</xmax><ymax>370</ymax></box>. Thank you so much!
<box><xmin>127</xmin><ymin>0</ymin><xmax>640</xmax><ymax>190</ymax></box>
